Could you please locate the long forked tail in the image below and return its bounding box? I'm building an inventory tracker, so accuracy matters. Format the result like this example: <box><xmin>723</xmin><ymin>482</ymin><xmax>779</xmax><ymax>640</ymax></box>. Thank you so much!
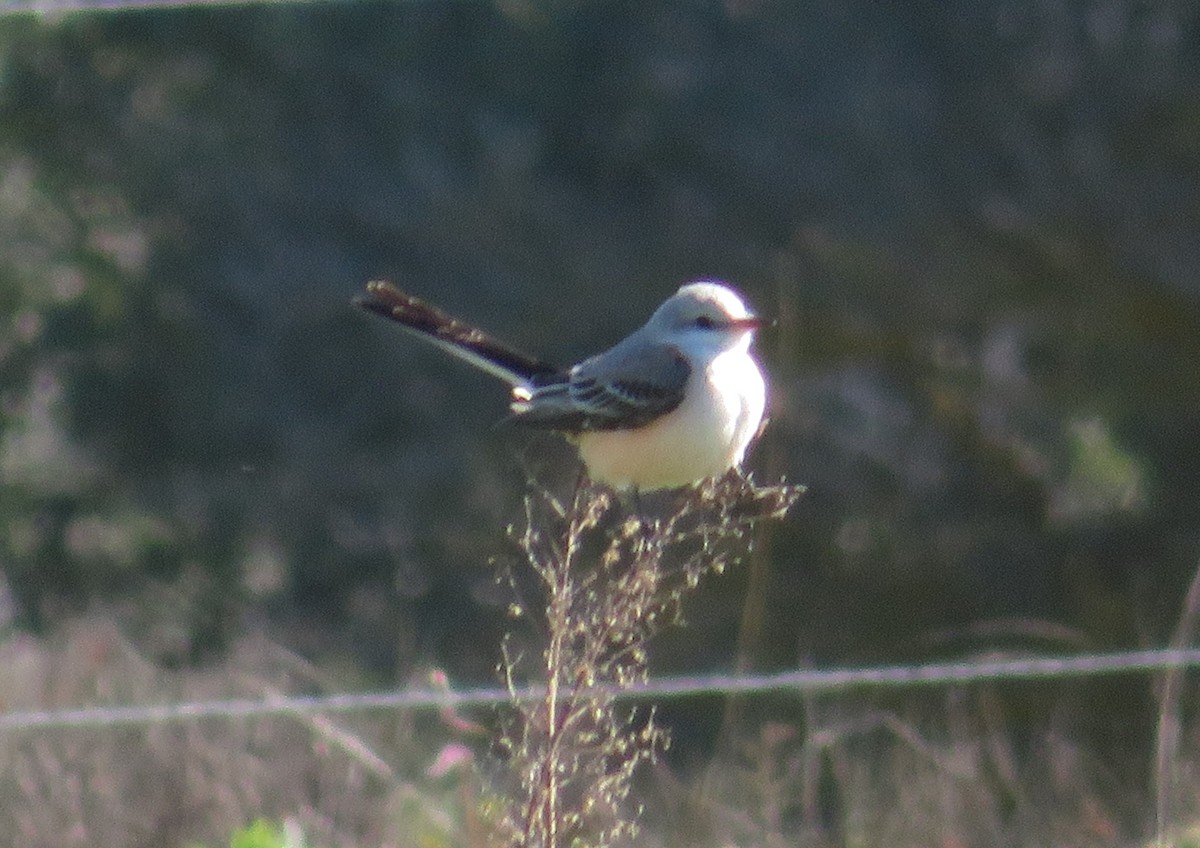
<box><xmin>354</xmin><ymin>281</ymin><xmax>564</xmax><ymax>387</ymax></box>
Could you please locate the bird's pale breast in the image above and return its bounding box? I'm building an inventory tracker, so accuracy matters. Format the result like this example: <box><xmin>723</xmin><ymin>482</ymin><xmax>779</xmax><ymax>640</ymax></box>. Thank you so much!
<box><xmin>575</xmin><ymin>346</ymin><xmax>765</xmax><ymax>491</ymax></box>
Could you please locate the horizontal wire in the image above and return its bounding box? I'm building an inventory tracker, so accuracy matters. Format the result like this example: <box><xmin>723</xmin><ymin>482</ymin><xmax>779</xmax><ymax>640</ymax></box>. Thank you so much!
<box><xmin>0</xmin><ymin>0</ymin><xmax>337</xmax><ymax>15</ymax></box>
<box><xmin>1</xmin><ymin>647</ymin><xmax>1197</xmax><ymax>732</ymax></box>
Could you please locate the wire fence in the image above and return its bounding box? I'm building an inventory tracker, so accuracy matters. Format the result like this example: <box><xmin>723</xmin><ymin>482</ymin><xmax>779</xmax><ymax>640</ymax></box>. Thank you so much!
<box><xmin>2</xmin><ymin>647</ymin><xmax>1197</xmax><ymax>733</ymax></box>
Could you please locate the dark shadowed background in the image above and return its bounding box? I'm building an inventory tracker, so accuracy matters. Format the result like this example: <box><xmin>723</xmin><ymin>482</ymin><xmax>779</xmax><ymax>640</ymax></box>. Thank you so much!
<box><xmin>2</xmin><ymin>0</ymin><xmax>1199</xmax><ymax>839</ymax></box>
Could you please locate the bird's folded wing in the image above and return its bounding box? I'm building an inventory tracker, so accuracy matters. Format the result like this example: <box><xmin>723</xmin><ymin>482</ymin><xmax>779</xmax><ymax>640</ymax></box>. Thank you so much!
<box><xmin>511</xmin><ymin>341</ymin><xmax>691</xmax><ymax>432</ymax></box>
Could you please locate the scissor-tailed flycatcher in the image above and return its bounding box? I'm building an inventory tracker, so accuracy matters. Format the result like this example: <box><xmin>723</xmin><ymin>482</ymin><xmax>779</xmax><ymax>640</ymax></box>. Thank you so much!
<box><xmin>355</xmin><ymin>280</ymin><xmax>767</xmax><ymax>491</ymax></box>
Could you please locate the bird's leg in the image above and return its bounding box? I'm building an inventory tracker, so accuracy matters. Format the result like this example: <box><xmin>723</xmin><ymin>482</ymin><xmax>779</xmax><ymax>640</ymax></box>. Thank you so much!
<box><xmin>570</xmin><ymin>465</ymin><xmax>587</xmax><ymax>513</ymax></box>
<box><xmin>627</xmin><ymin>486</ymin><xmax>663</xmax><ymax>558</ymax></box>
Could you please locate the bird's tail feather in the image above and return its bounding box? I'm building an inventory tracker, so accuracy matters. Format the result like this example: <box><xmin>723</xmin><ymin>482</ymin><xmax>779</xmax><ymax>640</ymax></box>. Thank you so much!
<box><xmin>355</xmin><ymin>281</ymin><xmax>563</xmax><ymax>386</ymax></box>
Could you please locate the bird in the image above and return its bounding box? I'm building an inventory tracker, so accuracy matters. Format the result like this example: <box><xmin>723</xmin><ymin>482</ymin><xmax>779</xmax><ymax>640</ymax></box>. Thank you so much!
<box><xmin>354</xmin><ymin>279</ymin><xmax>767</xmax><ymax>492</ymax></box>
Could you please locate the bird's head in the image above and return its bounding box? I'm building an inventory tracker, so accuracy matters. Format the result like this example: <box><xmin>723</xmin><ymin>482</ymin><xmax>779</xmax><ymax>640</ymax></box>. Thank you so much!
<box><xmin>648</xmin><ymin>281</ymin><xmax>765</xmax><ymax>354</ymax></box>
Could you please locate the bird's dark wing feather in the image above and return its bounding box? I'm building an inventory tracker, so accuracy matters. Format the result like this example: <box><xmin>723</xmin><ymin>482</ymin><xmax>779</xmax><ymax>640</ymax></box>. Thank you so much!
<box><xmin>510</xmin><ymin>342</ymin><xmax>690</xmax><ymax>433</ymax></box>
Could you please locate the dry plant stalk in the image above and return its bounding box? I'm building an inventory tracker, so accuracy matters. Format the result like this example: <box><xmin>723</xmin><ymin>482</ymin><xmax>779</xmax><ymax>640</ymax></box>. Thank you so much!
<box><xmin>493</xmin><ymin>472</ymin><xmax>802</xmax><ymax>848</ymax></box>
<box><xmin>1154</xmin><ymin>555</ymin><xmax>1200</xmax><ymax>846</ymax></box>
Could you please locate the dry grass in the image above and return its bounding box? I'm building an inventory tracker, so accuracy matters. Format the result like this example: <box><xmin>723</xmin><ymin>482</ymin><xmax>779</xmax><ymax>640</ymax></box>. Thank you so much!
<box><xmin>0</xmin><ymin>619</ymin><xmax>473</xmax><ymax>848</ymax></box>
<box><xmin>0</xmin><ymin>488</ymin><xmax>1197</xmax><ymax>848</ymax></box>
<box><xmin>491</xmin><ymin>473</ymin><xmax>801</xmax><ymax>847</ymax></box>
<box><xmin>658</xmin><ymin>691</ymin><xmax>1145</xmax><ymax>848</ymax></box>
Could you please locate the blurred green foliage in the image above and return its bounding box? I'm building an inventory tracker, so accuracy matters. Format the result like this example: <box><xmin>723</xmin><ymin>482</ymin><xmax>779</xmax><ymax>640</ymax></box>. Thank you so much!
<box><xmin>229</xmin><ymin>819</ymin><xmax>287</xmax><ymax>848</ymax></box>
<box><xmin>187</xmin><ymin>818</ymin><xmax>288</xmax><ymax>848</ymax></box>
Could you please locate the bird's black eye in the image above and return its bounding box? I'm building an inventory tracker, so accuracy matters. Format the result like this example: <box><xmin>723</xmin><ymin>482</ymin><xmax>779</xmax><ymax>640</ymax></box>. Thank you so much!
<box><xmin>694</xmin><ymin>315</ymin><xmax>716</xmax><ymax>329</ymax></box>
